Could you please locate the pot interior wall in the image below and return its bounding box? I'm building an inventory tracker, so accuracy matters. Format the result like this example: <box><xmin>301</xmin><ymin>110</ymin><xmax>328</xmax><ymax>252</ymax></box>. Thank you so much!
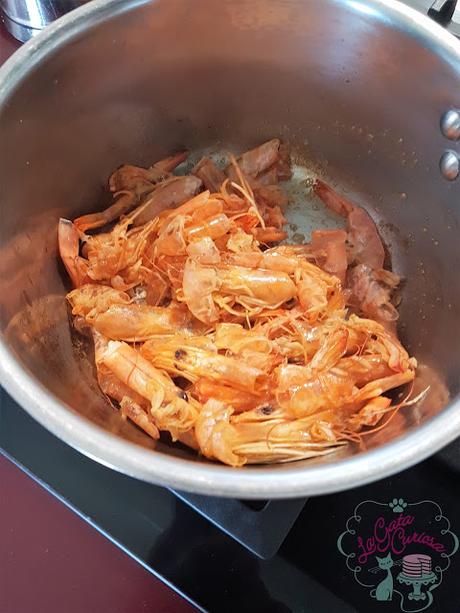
<box><xmin>0</xmin><ymin>0</ymin><xmax>459</xmax><ymax>464</ymax></box>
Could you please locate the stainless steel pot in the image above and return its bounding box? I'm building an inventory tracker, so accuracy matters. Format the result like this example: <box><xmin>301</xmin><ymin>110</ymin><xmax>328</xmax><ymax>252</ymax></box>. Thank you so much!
<box><xmin>1</xmin><ymin>0</ymin><xmax>459</xmax><ymax>498</ymax></box>
<box><xmin>0</xmin><ymin>0</ymin><xmax>90</xmax><ymax>41</ymax></box>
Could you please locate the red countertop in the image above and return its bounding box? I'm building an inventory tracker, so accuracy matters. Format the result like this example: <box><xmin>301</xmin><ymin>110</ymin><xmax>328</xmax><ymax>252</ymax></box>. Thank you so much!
<box><xmin>0</xmin><ymin>24</ymin><xmax>195</xmax><ymax>613</ymax></box>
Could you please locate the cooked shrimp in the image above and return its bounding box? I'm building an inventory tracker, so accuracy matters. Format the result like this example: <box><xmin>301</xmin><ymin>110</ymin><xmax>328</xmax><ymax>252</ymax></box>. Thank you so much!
<box><xmin>192</xmin><ymin>157</ymin><xmax>226</xmax><ymax>191</ymax></box>
<box><xmin>186</xmin><ymin>213</ymin><xmax>232</xmax><ymax>242</ymax></box>
<box><xmin>296</xmin><ymin>261</ymin><xmax>344</xmax><ymax>320</ymax></box>
<box><xmin>195</xmin><ymin>400</ymin><xmax>343</xmax><ymax>467</ymax></box>
<box><xmin>92</xmin><ymin>303</ymin><xmax>191</xmax><ymax>341</ymax></box>
<box><xmin>67</xmin><ymin>284</ymin><xmax>131</xmax><ymax>321</ymax></box>
<box><xmin>85</xmin><ymin>216</ymin><xmax>157</xmax><ymax>283</ymax></box>
<box><xmin>141</xmin><ymin>335</ymin><xmax>267</xmax><ymax>392</ymax></box>
<box><xmin>133</xmin><ymin>176</ymin><xmax>202</xmax><ymax>226</ymax></box>
<box><xmin>251</xmin><ymin>227</ymin><xmax>288</xmax><ymax>243</ymax></box>
<box><xmin>186</xmin><ymin>237</ymin><xmax>221</xmax><ymax>264</ymax></box>
<box><xmin>193</xmin><ymin>379</ymin><xmax>268</xmax><ymax>413</ymax></box>
<box><xmin>218</xmin><ymin>265</ymin><xmax>296</xmax><ymax>305</ymax></box>
<box><xmin>182</xmin><ymin>259</ymin><xmax>296</xmax><ymax>323</ymax></box>
<box><xmin>74</xmin><ymin>192</ymin><xmax>138</xmax><ymax>233</ymax></box>
<box><xmin>314</xmin><ymin>179</ymin><xmax>385</xmax><ymax>269</ymax></box>
<box><xmin>348</xmin><ymin>264</ymin><xmax>400</xmax><ymax>330</ymax></box>
<box><xmin>346</xmin><ymin>314</ymin><xmax>414</xmax><ymax>372</ymax></box>
<box><xmin>99</xmin><ymin>340</ymin><xmax>199</xmax><ymax>439</ymax></box>
<box><xmin>214</xmin><ymin>322</ymin><xmax>272</xmax><ymax>354</ymax></box>
<box><xmin>314</xmin><ymin>180</ymin><xmax>354</xmax><ymax>216</ymax></box>
<box><xmin>347</xmin><ymin>396</ymin><xmax>392</xmax><ymax>430</ymax></box>
<box><xmin>310</xmin><ymin>229</ymin><xmax>348</xmax><ymax>284</ymax></box>
<box><xmin>182</xmin><ymin>258</ymin><xmax>219</xmax><ymax>323</ymax></box>
<box><xmin>58</xmin><ymin>218</ymin><xmax>89</xmax><ymax>287</ymax></box>
<box><xmin>96</xmin><ymin>363</ymin><xmax>148</xmax><ymax>408</ymax></box>
<box><xmin>195</xmin><ymin>400</ymin><xmax>244</xmax><ymax>466</ymax></box>
<box><xmin>94</xmin><ymin>336</ymin><xmax>156</xmax><ymax>440</ymax></box>
<box><xmin>276</xmin><ymin>327</ymin><xmax>353</xmax><ymax>417</ymax></box>
<box><xmin>59</xmin><ymin>140</ymin><xmax>417</xmax><ymax>467</ymax></box>
<box><xmin>229</xmin><ymin>139</ymin><xmax>281</xmax><ymax>178</ymax></box>
<box><xmin>348</xmin><ymin>207</ymin><xmax>385</xmax><ymax>270</ymax></box>
<box><xmin>156</xmin><ymin>190</ymin><xmax>212</xmax><ymax>226</ymax></box>
<box><xmin>109</xmin><ymin>151</ymin><xmax>188</xmax><ymax>193</ymax></box>
<box><xmin>120</xmin><ymin>396</ymin><xmax>160</xmax><ymax>440</ymax></box>
<box><xmin>254</xmin><ymin>185</ymin><xmax>289</xmax><ymax>209</ymax></box>
<box><xmin>336</xmin><ymin>355</ymin><xmax>393</xmax><ymax>386</ymax></box>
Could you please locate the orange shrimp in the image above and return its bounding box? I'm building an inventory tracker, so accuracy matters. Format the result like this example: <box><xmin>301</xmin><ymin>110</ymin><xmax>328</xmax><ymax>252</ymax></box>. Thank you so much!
<box><xmin>67</xmin><ymin>284</ymin><xmax>131</xmax><ymax>321</ymax></box>
<box><xmin>99</xmin><ymin>340</ymin><xmax>199</xmax><ymax>440</ymax></box>
<box><xmin>193</xmin><ymin>379</ymin><xmax>268</xmax><ymax>413</ymax></box>
<box><xmin>141</xmin><ymin>335</ymin><xmax>267</xmax><ymax>393</ymax></box>
<box><xmin>85</xmin><ymin>216</ymin><xmax>157</xmax><ymax>283</ymax></box>
<box><xmin>92</xmin><ymin>303</ymin><xmax>191</xmax><ymax>341</ymax></box>
<box><xmin>251</xmin><ymin>227</ymin><xmax>288</xmax><ymax>244</ymax></box>
<box><xmin>218</xmin><ymin>265</ymin><xmax>296</xmax><ymax>305</ymax></box>
<box><xmin>186</xmin><ymin>237</ymin><xmax>221</xmax><ymax>264</ymax></box>
<box><xmin>58</xmin><ymin>218</ymin><xmax>89</xmax><ymax>287</ymax></box>
<box><xmin>195</xmin><ymin>400</ymin><xmax>342</xmax><ymax>467</ymax></box>
<box><xmin>182</xmin><ymin>258</ymin><xmax>297</xmax><ymax>323</ymax></box>
<box><xmin>109</xmin><ymin>151</ymin><xmax>189</xmax><ymax>193</ymax></box>
<box><xmin>193</xmin><ymin>157</ymin><xmax>226</xmax><ymax>192</ymax></box>
<box><xmin>58</xmin><ymin>140</ymin><xmax>417</xmax><ymax>467</ymax></box>
<box><xmin>74</xmin><ymin>192</ymin><xmax>137</xmax><ymax>233</ymax></box>
<box><xmin>347</xmin><ymin>264</ymin><xmax>400</xmax><ymax>331</ymax></box>
<box><xmin>254</xmin><ymin>185</ymin><xmax>289</xmax><ymax>210</ymax></box>
<box><xmin>314</xmin><ymin>179</ymin><xmax>385</xmax><ymax>269</ymax></box>
<box><xmin>133</xmin><ymin>176</ymin><xmax>202</xmax><ymax>226</ymax></box>
<box><xmin>310</xmin><ymin>229</ymin><xmax>348</xmax><ymax>284</ymax></box>
<box><xmin>314</xmin><ymin>179</ymin><xmax>354</xmax><ymax>216</ymax></box>
<box><xmin>227</xmin><ymin>139</ymin><xmax>281</xmax><ymax>179</ymax></box>
<box><xmin>186</xmin><ymin>213</ymin><xmax>232</xmax><ymax>242</ymax></box>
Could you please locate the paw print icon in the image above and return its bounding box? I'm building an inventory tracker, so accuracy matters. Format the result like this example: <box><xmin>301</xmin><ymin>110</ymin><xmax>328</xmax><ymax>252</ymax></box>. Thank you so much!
<box><xmin>389</xmin><ymin>498</ymin><xmax>407</xmax><ymax>513</ymax></box>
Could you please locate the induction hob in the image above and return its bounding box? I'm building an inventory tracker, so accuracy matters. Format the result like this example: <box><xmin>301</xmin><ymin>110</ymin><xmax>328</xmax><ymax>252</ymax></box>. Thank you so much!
<box><xmin>1</xmin><ymin>389</ymin><xmax>460</xmax><ymax>613</ymax></box>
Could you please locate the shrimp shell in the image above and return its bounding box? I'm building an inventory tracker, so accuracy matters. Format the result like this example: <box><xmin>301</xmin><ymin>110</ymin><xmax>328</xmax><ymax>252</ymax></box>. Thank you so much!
<box><xmin>141</xmin><ymin>336</ymin><xmax>267</xmax><ymax>392</ymax></box>
<box><xmin>92</xmin><ymin>303</ymin><xmax>191</xmax><ymax>341</ymax></box>
<box><xmin>100</xmin><ymin>340</ymin><xmax>199</xmax><ymax>439</ymax></box>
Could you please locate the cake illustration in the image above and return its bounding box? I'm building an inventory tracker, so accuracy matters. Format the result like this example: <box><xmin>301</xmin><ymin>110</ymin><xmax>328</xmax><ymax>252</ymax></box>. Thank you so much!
<box><xmin>401</xmin><ymin>554</ymin><xmax>432</xmax><ymax>578</ymax></box>
<box><xmin>397</xmin><ymin>554</ymin><xmax>437</xmax><ymax>600</ymax></box>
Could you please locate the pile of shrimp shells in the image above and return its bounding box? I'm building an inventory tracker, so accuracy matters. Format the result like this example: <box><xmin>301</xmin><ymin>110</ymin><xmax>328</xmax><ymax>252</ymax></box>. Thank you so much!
<box><xmin>59</xmin><ymin>140</ymin><xmax>417</xmax><ymax>467</ymax></box>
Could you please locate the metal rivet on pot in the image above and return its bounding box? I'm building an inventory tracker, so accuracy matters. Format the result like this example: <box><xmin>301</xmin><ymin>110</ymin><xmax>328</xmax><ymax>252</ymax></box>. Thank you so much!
<box><xmin>440</xmin><ymin>109</ymin><xmax>460</xmax><ymax>141</ymax></box>
<box><xmin>439</xmin><ymin>150</ymin><xmax>459</xmax><ymax>181</ymax></box>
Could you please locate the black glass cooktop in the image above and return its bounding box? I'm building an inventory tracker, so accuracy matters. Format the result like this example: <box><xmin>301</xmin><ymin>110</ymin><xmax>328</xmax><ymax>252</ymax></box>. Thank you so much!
<box><xmin>1</xmin><ymin>388</ymin><xmax>459</xmax><ymax>613</ymax></box>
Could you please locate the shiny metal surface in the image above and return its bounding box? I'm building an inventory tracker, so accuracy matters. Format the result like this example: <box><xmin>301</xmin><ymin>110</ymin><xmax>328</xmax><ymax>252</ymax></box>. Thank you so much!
<box><xmin>429</xmin><ymin>0</ymin><xmax>457</xmax><ymax>23</ymax></box>
<box><xmin>439</xmin><ymin>149</ymin><xmax>460</xmax><ymax>179</ymax></box>
<box><xmin>0</xmin><ymin>0</ymin><xmax>88</xmax><ymax>41</ymax></box>
<box><xmin>441</xmin><ymin>108</ymin><xmax>460</xmax><ymax>140</ymax></box>
<box><xmin>0</xmin><ymin>0</ymin><xmax>459</xmax><ymax>498</ymax></box>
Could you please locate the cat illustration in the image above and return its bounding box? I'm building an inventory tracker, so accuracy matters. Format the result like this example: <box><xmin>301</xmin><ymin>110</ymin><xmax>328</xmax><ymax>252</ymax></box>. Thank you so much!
<box><xmin>371</xmin><ymin>552</ymin><xmax>394</xmax><ymax>601</ymax></box>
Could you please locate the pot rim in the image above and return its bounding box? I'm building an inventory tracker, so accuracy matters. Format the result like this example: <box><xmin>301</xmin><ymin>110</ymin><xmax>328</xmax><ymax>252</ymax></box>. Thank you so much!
<box><xmin>1</xmin><ymin>0</ymin><xmax>460</xmax><ymax>498</ymax></box>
